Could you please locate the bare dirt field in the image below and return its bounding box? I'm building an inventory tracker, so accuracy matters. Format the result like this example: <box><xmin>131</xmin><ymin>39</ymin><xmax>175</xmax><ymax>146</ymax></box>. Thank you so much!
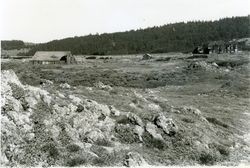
<box><xmin>1</xmin><ymin>52</ymin><xmax>250</xmax><ymax>166</ymax></box>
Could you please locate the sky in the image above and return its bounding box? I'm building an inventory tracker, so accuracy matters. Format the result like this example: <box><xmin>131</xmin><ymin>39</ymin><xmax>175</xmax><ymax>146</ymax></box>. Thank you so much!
<box><xmin>0</xmin><ymin>0</ymin><xmax>249</xmax><ymax>43</ymax></box>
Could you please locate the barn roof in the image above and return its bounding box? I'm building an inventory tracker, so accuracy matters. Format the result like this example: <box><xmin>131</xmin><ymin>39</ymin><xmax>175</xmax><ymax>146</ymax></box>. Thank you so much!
<box><xmin>32</xmin><ymin>51</ymin><xmax>71</xmax><ymax>61</ymax></box>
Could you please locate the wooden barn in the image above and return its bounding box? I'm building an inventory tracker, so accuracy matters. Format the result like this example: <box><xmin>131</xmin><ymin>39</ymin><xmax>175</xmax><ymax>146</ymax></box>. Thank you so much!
<box><xmin>31</xmin><ymin>51</ymin><xmax>76</xmax><ymax>64</ymax></box>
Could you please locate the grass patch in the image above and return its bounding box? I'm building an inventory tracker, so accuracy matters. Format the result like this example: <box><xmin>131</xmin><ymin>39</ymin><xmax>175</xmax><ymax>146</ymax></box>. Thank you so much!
<box><xmin>206</xmin><ymin>117</ymin><xmax>229</xmax><ymax>128</ymax></box>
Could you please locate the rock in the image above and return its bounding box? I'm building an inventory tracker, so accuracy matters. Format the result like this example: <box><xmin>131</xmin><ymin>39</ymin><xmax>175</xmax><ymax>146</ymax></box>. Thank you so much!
<box><xmin>50</xmin><ymin>125</ymin><xmax>61</xmax><ymax>139</ymax></box>
<box><xmin>124</xmin><ymin>152</ymin><xmax>147</xmax><ymax>167</ymax></box>
<box><xmin>154</xmin><ymin>114</ymin><xmax>178</xmax><ymax>136</ymax></box>
<box><xmin>127</xmin><ymin>113</ymin><xmax>144</xmax><ymax>127</ymax></box>
<box><xmin>26</xmin><ymin>86</ymin><xmax>52</xmax><ymax>107</ymax></box>
<box><xmin>0</xmin><ymin>152</ymin><xmax>9</xmax><ymax>165</ymax></box>
<box><xmin>109</xmin><ymin>105</ymin><xmax>120</xmax><ymax>116</ymax></box>
<box><xmin>85</xmin><ymin>87</ymin><xmax>93</xmax><ymax>91</ymax></box>
<box><xmin>68</xmin><ymin>103</ymin><xmax>78</xmax><ymax>113</ymax></box>
<box><xmin>52</xmin><ymin>104</ymin><xmax>70</xmax><ymax>116</ymax></box>
<box><xmin>1</xmin><ymin>70</ymin><xmax>23</xmax><ymax>86</ymax></box>
<box><xmin>83</xmin><ymin>99</ymin><xmax>111</xmax><ymax>116</ymax></box>
<box><xmin>145</xmin><ymin>122</ymin><xmax>163</xmax><ymax>140</ymax></box>
<box><xmin>182</xmin><ymin>106</ymin><xmax>209</xmax><ymax>123</ymax></box>
<box><xmin>133</xmin><ymin>125</ymin><xmax>144</xmax><ymax>142</ymax></box>
<box><xmin>94</xmin><ymin>81</ymin><xmax>112</xmax><ymax>91</ymax></box>
<box><xmin>142</xmin><ymin>53</ymin><xmax>152</xmax><ymax>60</ymax></box>
<box><xmin>4</xmin><ymin>96</ymin><xmax>23</xmax><ymax>112</ymax></box>
<box><xmin>188</xmin><ymin>61</ymin><xmax>214</xmax><ymax>71</ymax></box>
<box><xmin>84</xmin><ymin>129</ymin><xmax>105</xmax><ymax>143</ymax></box>
<box><xmin>69</xmin><ymin>95</ymin><xmax>82</xmax><ymax>105</ymax></box>
<box><xmin>25</xmin><ymin>133</ymin><xmax>35</xmax><ymax>141</ymax></box>
<box><xmin>59</xmin><ymin>83</ymin><xmax>71</xmax><ymax>89</ymax></box>
<box><xmin>57</xmin><ymin>92</ymin><xmax>65</xmax><ymax>98</ymax></box>
<box><xmin>148</xmin><ymin>103</ymin><xmax>161</xmax><ymax>111</ymax></box>
<box><xmin>40</xmin><ymin>79</ymin><xmax>53</xmax><ymax>86</ymax></box>
<box><xmin>212</xmin><ymin>62</ymin><xmax>219</xmax><ymax>67</ymax></box>
<box><xmin>183</xmin><ymin>106</ymin><xmax>202</xmax><ymax>116</ymax></box>
<box><xmin>76</xmin><ymin>104</ymin><xmax>85</xmax><ymax>112</ymax></box>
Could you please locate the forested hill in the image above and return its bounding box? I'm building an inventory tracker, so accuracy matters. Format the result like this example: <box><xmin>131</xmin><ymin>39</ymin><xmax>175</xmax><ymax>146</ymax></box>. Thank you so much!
<box><xmin>1</xmin><ymin>40</ymin><xmax>27</xmax><ymax>50</ymax></box>
<box><xmin>4</xmin><ymin>16</ymin><xmax>250</xmax><ymax>55</ymax></box>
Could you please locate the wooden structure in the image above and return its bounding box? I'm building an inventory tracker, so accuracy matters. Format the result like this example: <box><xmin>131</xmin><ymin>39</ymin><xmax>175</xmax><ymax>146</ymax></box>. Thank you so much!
<box><xmin>31</xmin><ymin>51</ymin><xmax>75</xmax><ymax>64</ymax></box>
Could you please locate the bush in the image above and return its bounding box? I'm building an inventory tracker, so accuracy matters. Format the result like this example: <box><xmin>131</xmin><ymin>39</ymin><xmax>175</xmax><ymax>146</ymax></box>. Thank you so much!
<box><xmin>198</xmin><ymin>150</ymin><xmax>221</xmax><ymax>165</ymax></box>
<box><xmin>66</xmin><ymin>144</ymin><xmax>81</xmax><ymax>152</ymax></box>
<box><xmin>115</xmin><ymin>124</ymin><xmax>141</xmax><ymax>143</ymax></box>
<box><xmin>86</xmin><ymin>56</ymin><xmax>96</xmax><ymax>59</ymax></box>
<box><xmin>142</xmin><ymin>132</ymin><xmax>167</xmax><ymax>150</ymax></box>
<box><xmin>155</xmin><ymin>57</ymin><xmax>171</xmax><ymax>62</ymax></box>
<box><xmin>41</xmin><ymin>142</ymin><xmax>59</xmax><ymax>159</ymax></box>
<box><xmin>217</xmin><ymin>145</ymin><xmax>230</xmax><ymax>156</ymax></box>
<box><xmin>182</xmin><ymin>118</ymin><xmax>195</xmax><ymax>123</ymax></box>
<box><xmin>66</xmin><ymin>157</ymin><xmax>86</xmax><ymax>167</ymax></box>
<box><xmin>9</xmin><ymin>83</ymin><xmax>25</xmax><ymax>99</ymax></box>
<box><xmin>206</xmin><ymin>117</ymin><xmax>228</xmax><ymax>128</ymax></box>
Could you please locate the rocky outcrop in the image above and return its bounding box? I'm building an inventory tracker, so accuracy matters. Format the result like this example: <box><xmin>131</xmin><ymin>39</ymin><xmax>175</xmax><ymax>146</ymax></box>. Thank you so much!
<box><xmin>145</xmin><ymin>122</ymin><xmax>163</xmax><ymax>140</ymax></box>
<box><xmin>1</xmin><ymin>70</ymin><xmax>118</xmax><ymax>166</ymax></box>
<box><xmin>154</xmin><ymin>113</ymin><xmax>178</xmax><ymax>136</ymax></box>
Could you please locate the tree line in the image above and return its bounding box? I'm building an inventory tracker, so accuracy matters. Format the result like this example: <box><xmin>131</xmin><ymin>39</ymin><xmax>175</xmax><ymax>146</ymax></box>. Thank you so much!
<box><xmin>2</xmin><ymin>16</ymin><xmax>250</xmax><ymax>55</ymax></box>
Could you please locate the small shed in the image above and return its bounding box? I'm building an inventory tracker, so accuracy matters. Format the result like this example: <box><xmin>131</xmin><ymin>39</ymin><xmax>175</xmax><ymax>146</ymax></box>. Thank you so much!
<box><xmin>31</xmin><ymin>51</ymin><xmax>75</xmax><ymax>64</ymax></box>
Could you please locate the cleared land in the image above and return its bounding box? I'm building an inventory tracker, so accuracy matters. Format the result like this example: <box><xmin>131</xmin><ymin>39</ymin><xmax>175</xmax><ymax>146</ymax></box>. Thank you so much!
<box><xmin>1</xmin><ymin>52</ymin><xmax>250</xmax><ymax>166</ymax></box>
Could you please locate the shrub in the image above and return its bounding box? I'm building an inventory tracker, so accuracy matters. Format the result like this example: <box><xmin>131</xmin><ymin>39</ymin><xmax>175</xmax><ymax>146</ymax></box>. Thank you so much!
<box><xmin>66</xmin><ymin>144</ymin><xmax>81</xmax><ymax>152</ymax></box>
<box><xmin>41</xmin><ymin>142</ymin><xmax>59</xmax><ymax>159</ymax></box>
<box><xmin>86</xmin><ymin>56</ymin><xmax>96</xmax><ymax>59</ymax></box>
<box><xmin>217</xmin><ymin>145</ymin><xmax>230</xmax><ymax>156</ymax></box>
<box><xmin>9</xmin><ymin>83</ymin><xmax>25</xmax><ymax>99</ymax></box>
<box><xmin>66</xmin><ymin>157</ymin><xmax>86</xmax><ymax>167</ymax></box>
<box><xmin>115</xmin><ymin>124</ymin><xmax>140</xmax><ymax>143</ymax></box>
<box><xmin>182</xmin><ymin>118</ymin><xmax>195</xmax><ymax>123</ymax></box>
<box><xmin>142</xmin><ymin>132</ymin><xmax>167</xmax><ymax>150</ymax></box>
<box><xmin>198</xmin><ymin>151</ymin><xmax>221</xmax><ymax>165</ymax></box>
<box><xmin>206</xmin><ymin>117</ymin><xmax>228</xmax><ymax>128</ymax></box>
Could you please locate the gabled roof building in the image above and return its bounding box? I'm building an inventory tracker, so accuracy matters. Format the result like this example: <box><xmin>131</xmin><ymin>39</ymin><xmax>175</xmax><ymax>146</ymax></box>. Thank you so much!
<box><xmin>31</xmin><ymin>51</ymin><xmax>75</xmax><ymax>64</ymax></box>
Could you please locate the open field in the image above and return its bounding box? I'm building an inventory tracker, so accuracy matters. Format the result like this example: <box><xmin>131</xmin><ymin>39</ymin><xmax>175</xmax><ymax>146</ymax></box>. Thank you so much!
<box><xmin>1</xmin><ymin>52</ymin><xmax>250</xmax><ymax>166</ymax></box>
